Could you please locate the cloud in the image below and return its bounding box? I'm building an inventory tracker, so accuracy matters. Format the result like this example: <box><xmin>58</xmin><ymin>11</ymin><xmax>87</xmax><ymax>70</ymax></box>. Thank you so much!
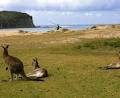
<box><xmin>84</xmin><ymin>12</ymin><xmax>102</xmax><ymax>17</ymax></box>
<box><xmin>0</xmin><ymin>0</ymin><xmax>120</xmax><ymax>25</ymax></box>
<box><xmin>24</xmin><ymin>10</ymin><xmax>120</xmax><ymax>25</ymax></box>
<box><xmin>0</xmin><ymin>0</ymin><xmax>13</xmax><ymax>6</ymax></box>
<box><xmin>0</xmin><ymin>0</ymin><xmax>120</xmax><ymax>12</ymax></box>
<box><xmin>84</xmin><ymin>12</ymin><xmax>94</xmax><ymax>16</ymax></box>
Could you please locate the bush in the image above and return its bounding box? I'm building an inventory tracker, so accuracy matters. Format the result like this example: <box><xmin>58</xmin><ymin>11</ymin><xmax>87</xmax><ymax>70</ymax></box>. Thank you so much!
<box><xmin>19</xmin><ymin>30</ymin><xmax>28</xmax><ymax>33</ymax></box>
<box><xmin>77</xmin><ymin>38</ymin><xmax>120</xmax><ymax>49</ymax></box>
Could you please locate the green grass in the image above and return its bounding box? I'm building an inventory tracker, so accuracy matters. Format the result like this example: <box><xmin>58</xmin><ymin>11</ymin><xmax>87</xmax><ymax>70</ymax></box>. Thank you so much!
<box><xmin>0</xmin><ymin>34</ymin><xmax>120</xmax><ymax>98</ymax></box>
<box><xmin>77</xmin><ymin>38</ymin><xmax>120</xmax><ymax>50</ymax></box>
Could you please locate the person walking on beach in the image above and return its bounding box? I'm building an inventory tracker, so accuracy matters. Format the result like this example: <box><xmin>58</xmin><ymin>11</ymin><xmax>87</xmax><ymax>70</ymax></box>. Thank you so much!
<box><xmin>56</xmin><ymin>24</ymin><xmax>60</xmax><ymax>30</ymax></box>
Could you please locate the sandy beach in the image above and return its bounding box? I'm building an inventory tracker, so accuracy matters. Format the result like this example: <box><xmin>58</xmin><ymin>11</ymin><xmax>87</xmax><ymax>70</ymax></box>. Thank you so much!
<box><xmin>0</xmin><ymin>25</ymin><xmax>120</xmax><ymax>38</ymax></box>
<box><xmin>0</xmin><ymin>24</ymin><xmax>120</xmax><ymax>39</ymax></box>
<box><xmin>0</xmin><ymin>31</ymin><xmax>44</xmax><ymax>37</ymax></box>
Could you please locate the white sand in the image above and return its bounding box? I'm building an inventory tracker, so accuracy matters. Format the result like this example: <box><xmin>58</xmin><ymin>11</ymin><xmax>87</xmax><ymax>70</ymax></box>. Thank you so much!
<box><xmin>0</xmin><ymin>31</ymin><xmax>44</xmax><ymax>37</ymax></box>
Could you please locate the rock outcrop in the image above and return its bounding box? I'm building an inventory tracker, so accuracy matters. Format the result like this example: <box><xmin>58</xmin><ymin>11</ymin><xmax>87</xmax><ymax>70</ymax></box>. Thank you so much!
<box><xmin>0</xmin><ymin>11</ymin><xmax>35</xmax><ymax>28</ymax></box>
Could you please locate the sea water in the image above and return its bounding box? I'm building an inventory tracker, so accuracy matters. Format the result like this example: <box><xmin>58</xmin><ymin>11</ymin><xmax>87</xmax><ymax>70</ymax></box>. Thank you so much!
<box><xmin>0</xmin><ymin>25</ymin><xmax>93</xmax><ymax>33</ymax></box>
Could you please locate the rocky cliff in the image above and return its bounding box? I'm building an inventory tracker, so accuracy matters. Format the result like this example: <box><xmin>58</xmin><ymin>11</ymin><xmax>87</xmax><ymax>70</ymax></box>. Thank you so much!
<box><xmin>0</xmin><ymin>11</ymin><xmax>35</xmax><ymax>28</ymax></box>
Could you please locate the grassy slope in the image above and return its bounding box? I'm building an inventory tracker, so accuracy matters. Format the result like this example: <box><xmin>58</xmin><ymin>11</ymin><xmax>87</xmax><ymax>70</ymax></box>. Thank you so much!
<box><xmin>0</xmin><ymin>32</ymin><xmax>120</xmax><ymax>98</ymax></box>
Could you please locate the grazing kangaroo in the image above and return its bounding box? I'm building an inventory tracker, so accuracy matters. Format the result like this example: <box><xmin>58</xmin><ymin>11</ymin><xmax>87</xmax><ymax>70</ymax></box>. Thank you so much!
<box><xmin>1</xmin><ymin>45</ymin><xmax>43</xmax><ymax>81</ymax></box>
<box><xmin>27</xmin><ymin>58</ymin><xmax>48</xmax><ymax>78</ymax></box>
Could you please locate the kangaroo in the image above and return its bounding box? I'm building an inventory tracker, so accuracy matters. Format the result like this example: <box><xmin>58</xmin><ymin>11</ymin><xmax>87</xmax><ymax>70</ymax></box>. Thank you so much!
<box><xmin>1</xmin><ymin>45</ymin><xmax>43</xmax><ymax>81</ymax></box>
<box><xmin>99</xmin><ymin>51</ymin><xmax>120</xmax><ymax>70</ymax></box>
<box><xmin>27</xmin><ymin>58</ymin><xmax>48</xmax><ymax>78</ymax></box>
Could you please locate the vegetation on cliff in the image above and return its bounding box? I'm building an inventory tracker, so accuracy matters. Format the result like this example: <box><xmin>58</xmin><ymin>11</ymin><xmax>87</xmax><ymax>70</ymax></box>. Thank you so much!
<box><xmin>0</xmin><ymin>11</ymin><xmax>35</xmax><ymax>28</ymax></box>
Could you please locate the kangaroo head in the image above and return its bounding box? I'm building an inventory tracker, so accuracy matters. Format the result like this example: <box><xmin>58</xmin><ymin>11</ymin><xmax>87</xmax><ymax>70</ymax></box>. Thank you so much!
<box><xmin>1</xmin><ymin>45</ymin><xmax>9</xmax><ymax>49</ymax></box>
<box><xmin>32</xmin><ymin>57</ymin><xmax>40</xmax><ymax>69</ymax></box>
<box><xmin>1</xmin><ymin>45</ymin><xmax>9</xmax><ymax>56</ymax></box>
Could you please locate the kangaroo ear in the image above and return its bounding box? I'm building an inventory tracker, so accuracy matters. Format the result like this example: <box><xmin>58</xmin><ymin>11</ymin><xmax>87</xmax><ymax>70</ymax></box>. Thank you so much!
<box><xmin>33</xmin><ymin>58</ymin><xmax>36</xmax><ymax>61</ymax></box>
<box><xmin>6</xmin><ymin>67</ymin><xmax>8</xmax><ymax>70</ymax></box>
<box><xmin>34</xmin><ymin>57</ymin><xmax>38</xmax><ymax>61</ymax></box>
<box><xmin>6</xmin><ymin>45</ymin><xmax>9</xmax><ymax>48</ymax></box>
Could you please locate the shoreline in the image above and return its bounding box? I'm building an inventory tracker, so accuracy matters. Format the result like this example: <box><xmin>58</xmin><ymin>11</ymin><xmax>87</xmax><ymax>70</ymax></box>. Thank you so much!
<box><xmin>0</xmin><ymin>24</ymin><xmax>120</xmax><ymax>38</ymax></box>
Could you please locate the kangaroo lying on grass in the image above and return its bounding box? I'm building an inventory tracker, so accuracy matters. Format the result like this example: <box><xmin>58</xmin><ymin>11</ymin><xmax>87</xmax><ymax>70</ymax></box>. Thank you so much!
<box><xmin>27</xmin><ymin>58</ymin><xmax>48</xmax><ymax>78</ymax></box>
<box><xmin>1</xmin><ymin>45</ymin><xmax>43</xmax><ymax>81</ymax></box>
<box><xmin>99</xmin><ymin>51</ymin><xmax>120</xmax><ymax>70</ymax></box>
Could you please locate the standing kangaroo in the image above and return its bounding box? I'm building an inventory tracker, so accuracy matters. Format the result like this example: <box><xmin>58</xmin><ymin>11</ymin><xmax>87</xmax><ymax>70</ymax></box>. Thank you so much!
<box><xmin>27</xmin><ymin>58</ymin><xmax>48</xmax><ymax>78</ymax></box>
<box><xmin>1</xmin><ymin>45</ymin><xmax>28</xmax><ymax>80</ymax></box>
<box><xmin>1</xmin><ymin>45</ymin><xmax>44</xmax><ymax>81</ymax></box>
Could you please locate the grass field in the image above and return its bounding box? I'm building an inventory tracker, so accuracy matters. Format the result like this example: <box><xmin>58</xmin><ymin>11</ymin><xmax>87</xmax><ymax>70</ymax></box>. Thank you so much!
<box><xmin>0</xmin><ymin>31</ymin><xmax>120</xmax><ymax>98</ymax></box>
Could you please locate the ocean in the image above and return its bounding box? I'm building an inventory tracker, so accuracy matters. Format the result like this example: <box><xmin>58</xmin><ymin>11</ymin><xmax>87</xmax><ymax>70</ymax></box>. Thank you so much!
<box><xmin>0</xmin><ymin>25</ymin><xmax>93</xmax><ymax>33</ymax></box>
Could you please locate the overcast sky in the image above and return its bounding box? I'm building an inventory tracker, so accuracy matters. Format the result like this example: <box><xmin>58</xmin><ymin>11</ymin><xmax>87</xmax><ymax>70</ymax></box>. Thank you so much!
<box><xmin>0</xmin><ymin>0</ymin><xmax>120</xmax><ymax>25</ymax></box>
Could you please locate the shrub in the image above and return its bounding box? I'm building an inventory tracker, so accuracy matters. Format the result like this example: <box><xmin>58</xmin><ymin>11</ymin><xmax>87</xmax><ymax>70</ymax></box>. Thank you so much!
<box><xmin>77</xmin><ymin>38</ymin><xmax>120</xmax><ymax>49</ymax></box>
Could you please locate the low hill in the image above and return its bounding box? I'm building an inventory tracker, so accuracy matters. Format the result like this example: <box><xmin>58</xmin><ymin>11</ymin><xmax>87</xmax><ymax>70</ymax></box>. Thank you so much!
<box><xmin>0</xmin><ymin>11</ymin><xmax>35</xmax><ymax>28</ymax></box>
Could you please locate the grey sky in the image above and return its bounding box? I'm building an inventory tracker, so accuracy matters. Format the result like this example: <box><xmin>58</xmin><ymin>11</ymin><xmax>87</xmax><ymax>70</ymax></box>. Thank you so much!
<box><xmin>0</xmin><ymin>0</ymin><xmax>120</xmax><ymax>25</ymax></box>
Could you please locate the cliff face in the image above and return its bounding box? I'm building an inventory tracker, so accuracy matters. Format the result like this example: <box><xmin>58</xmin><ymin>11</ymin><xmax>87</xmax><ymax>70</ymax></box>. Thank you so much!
<box><xmin>0</xmin><ymin>11</ymin><xmax>35</xmax><ymax>28</ymax></box>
